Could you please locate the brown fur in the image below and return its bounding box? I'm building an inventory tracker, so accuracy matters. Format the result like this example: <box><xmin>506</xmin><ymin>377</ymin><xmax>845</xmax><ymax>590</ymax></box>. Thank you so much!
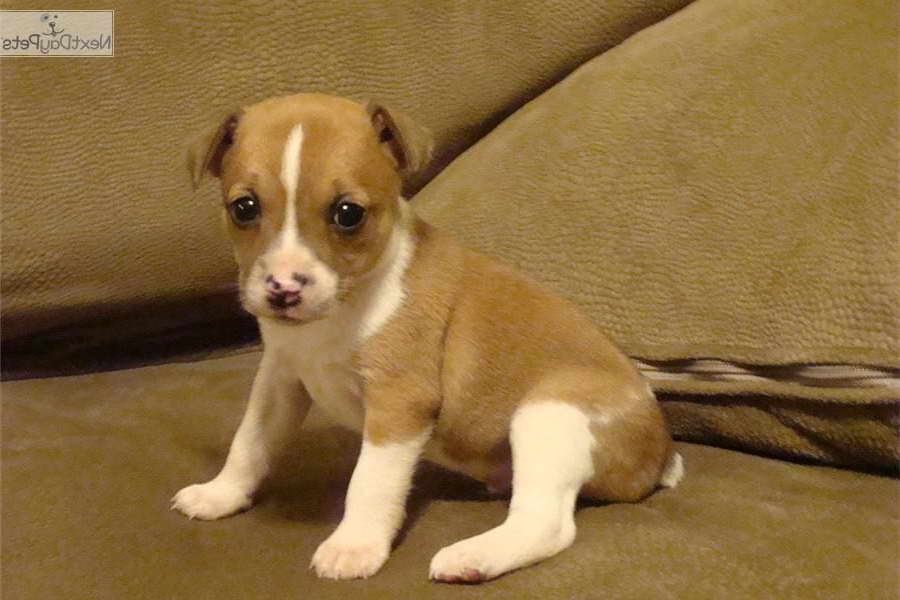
<box><xmin>189</xmin><ymin>93</ymin><xmax>673</xmax><ymax>503</ymax></box>
<box><xmin>190</xmin><ymin>94</ymin><xmax>423</xmax><ymax>302</ymax></box>
<box><xmin>359</xmin><ymin>221</ymin><xmax>672</xmax><ymax>501</ymax></box>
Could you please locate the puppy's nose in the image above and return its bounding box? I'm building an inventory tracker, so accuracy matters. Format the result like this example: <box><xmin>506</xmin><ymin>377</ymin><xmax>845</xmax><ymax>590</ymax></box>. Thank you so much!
<box><xmin>265</xmin><ymin>273</ymin><xmax>312</xmax><ymax>309</ymax></box>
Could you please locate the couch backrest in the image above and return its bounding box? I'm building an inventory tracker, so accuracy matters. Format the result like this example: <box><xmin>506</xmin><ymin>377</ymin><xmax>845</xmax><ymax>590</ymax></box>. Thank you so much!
<box><xmin>412</xmin><ymin>0</ymin><xmax>899</xmax><ymax>471</ymax></box>
<box><xmin>0</xmin><ymin>0</ymin><xmax>691</xmax><ymax>374</ymax></box>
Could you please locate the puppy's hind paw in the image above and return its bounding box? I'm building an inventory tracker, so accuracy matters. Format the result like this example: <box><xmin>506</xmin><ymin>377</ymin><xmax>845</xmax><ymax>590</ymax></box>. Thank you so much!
<box><xmin>429</xmin><ymin>541</ymin><xmax>493</xmax><ymax>584</ymax></box>
<box><xmin>170</xmin><ymin>480</ymin><xmax>252</xmax><ymax>520</ymax></box>
<box><xmin>429</xmin><ymin>520</ymin><xmax>573</xmax><ymax>583</ymax></box>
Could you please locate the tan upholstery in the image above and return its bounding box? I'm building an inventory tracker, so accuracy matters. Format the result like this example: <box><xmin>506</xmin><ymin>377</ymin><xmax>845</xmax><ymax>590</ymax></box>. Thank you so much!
<box><xmin>411</xmin><ymin>0</ymin><xmax>899</xmax><ymax>470</ymax></box>
<box><xmin>4</xmin><ymin>351</ymin><xmax>897</xmax><ymax>600</ymax></box>
<box><xmin>415</xmin><ymin>0</ymin><xmax>898</xmax><ymax>371</ymax></box>
<box><xmin>2</xmin><ymin>1</ymin><xmax>898</xmax><ymax>597</ymax></box>
<box><xmin>0</xmin><ymin>0</ymin><xmax>690</xmax><ymax>343</ymax></box>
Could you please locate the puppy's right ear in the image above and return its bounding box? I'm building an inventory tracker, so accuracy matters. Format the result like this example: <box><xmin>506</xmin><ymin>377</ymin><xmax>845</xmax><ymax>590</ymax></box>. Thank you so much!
<box><xmin>186</xmin><ymin>110</ymin><xmax>241</xmax><ymax>190</ymax></box>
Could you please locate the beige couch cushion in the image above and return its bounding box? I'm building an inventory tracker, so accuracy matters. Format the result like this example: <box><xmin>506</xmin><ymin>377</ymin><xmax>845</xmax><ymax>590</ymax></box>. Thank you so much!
<box><xmin>3</xmin><ymin>351</ymin><xmax>898</xmax><ymax>599</ymax></box>
<box><xmin>416</xmin><ymin>0</ymin><xmax>898</xmax><ymax>371</ymax></box>
<box><xmin>0</xmin><ymin>0</ymin><xmax>690</xmax><ymax>346</ymax></box>
<box><xmin>412</xmin><ymin>0</ymin><xmax>898</xmax><ymax>469</ymax></box>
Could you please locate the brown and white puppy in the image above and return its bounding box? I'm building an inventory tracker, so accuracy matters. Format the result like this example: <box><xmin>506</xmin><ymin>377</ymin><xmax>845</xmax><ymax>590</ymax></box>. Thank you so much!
<box><xmin>172</xmin><ymin>93</ymin><xmax>683</xmax><ymax>583</ymax></box>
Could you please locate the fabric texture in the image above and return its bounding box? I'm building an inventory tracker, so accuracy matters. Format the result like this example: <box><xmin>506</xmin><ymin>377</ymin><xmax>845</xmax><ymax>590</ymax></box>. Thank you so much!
<box><xmin>648</xmin><ymin>359</ymin><xmax>899</xmax><ymax>472</ymax></box>
<box><xmin>0</xmin><ymin>0</ymin><xmax>690</xmax><ymax>347</ymax></box>
<box><xmin>4</xmin><ymin>351</ymin><xmax>898</xmax><ymax>600</ymax></box>
<box><xmin>414</xmin><ymin>0</ymin><xmax>899</xmax><ymax>372</ymax></box>
<box><xmin>409</xmin><ymin>0</ymin><xmax>900</xmax><ymax>470</ymax></box>
<box><xmin>637</xmin><ymin>360</ymin><xmax>900</xmax><ymax>396</ymax></box>
<box><xmin>660</xmin><ymin>392</ymin><xmax>898</xmax><ymax>473</ymax></box>
<box><xmin>3</xmin><ymin>2</ymin><xmax>899</xmax><ymax>598</ymax></box>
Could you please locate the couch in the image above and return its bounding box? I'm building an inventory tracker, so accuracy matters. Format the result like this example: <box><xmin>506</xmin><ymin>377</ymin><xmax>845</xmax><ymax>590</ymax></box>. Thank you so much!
<box><xmin>3</xmin><ymin>1</ymin><xmax>898</xmax><ymax>598</ymax></box>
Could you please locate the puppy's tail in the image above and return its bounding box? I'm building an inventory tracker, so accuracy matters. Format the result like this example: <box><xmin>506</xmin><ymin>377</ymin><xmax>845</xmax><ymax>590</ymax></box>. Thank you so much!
<box><xmin>659</xmin><ymin>451</ymin><xmax>685</xmax><ymax>488</ymax></box>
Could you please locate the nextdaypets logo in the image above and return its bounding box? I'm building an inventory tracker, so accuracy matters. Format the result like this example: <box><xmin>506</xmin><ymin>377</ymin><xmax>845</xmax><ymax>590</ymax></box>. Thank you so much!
<box><xmin>1</xmin><ymin>10</ymin><xmax>114</xmax><ymax>57</ymax></box>
<box><xmin>40</xmin><ymin>12</ymin><xmax>65</xmax><ymax>36</ymax></box>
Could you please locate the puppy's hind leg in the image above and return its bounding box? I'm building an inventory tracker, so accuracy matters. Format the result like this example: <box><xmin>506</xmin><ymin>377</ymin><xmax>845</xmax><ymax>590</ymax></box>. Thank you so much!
<box><xmin>429</xmin><ymin>401</ymin><xmax>594</xmax><ymax>583</ymax></box>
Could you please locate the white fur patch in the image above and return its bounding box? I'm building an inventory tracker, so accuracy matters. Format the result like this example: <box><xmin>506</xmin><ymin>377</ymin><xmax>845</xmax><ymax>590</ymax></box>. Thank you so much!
<box><xmin>277</xmin><ymin>123</ymin><xmax>304</xmax><ymax>247</ymax></box>
<box><xmin>660</xmin><ymin>451</ymin><xmax>684</xmax><ymax>488</ymax></box>
<box><xmin>430</xmin><ymin>401</ymin><xmax>595</xmax><ymax>582</ymax></box>
<box><xmin>355</xmin><ymin>217</ymin><xmax>413</xmax><ymax>341</ymax></box>
<box><xmin>170</xmin><ymin>479</ymin><xmax>252</xmax><ymax>521</ymax></box>
<box><xmin>311</xmin><ymin>429</ymin><xmax>431</xmax><ymax>579</ymax></box>
<box><xmin>172</xmin><ymin>351</ymin><xmax>311</xmax><ymax>520</ymax></box>
<box><xmin>259</xmin><ymin>222</ymin><xmax>414</xmax><ymax>432</ymax></box>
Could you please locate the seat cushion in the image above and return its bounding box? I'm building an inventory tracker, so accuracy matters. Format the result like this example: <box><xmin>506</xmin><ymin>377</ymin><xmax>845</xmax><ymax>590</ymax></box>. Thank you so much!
<box><xmin>3</xmin><ymin>352</ymin><xmax>897</xmax><ymax>599</ymax></box>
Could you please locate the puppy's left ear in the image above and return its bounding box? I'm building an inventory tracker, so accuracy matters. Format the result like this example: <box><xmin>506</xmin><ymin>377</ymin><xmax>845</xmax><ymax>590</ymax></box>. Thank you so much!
<box><xmin>186</xmin><ymin>109</ymin><xmax>242</xmax><ymax>190</ymax></box>
<box><xmin>365</xmin><ymin>101</ymin><xmax>434</xmax><ymax>179</ymax></box>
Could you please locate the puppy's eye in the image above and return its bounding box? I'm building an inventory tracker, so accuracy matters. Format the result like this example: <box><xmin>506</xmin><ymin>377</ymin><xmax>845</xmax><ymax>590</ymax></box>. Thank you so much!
<box><xmin>228</xmin><ymin>194</ymin><xmax>261</xmax><ymax>227</ymax></box>
<box><xmin>330</xmin><ymin>198</ymin><xmax>366</xmax><ymax>232</ymax></box>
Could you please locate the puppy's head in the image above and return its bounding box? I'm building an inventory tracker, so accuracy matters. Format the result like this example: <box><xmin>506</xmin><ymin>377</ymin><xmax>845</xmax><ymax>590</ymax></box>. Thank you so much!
<box><xmin>187</xmin><ymin>93</ymin><xmax>432</xmax><ymax>324</ymax></box>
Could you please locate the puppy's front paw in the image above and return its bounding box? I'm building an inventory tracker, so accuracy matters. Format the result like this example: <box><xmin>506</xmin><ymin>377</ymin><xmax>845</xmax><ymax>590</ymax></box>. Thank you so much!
<box><xmin>310</xmin><ymin>528</ymin><xmax>390</xmax><ymax>580</ymax></box>
<box><xmin>170</xmin><ymin>480</ymin><xmax>252</xmax><ymax>520</ymax></box>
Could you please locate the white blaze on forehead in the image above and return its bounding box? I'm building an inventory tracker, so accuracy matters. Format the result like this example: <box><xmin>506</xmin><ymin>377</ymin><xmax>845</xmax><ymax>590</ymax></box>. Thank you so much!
<box><xmin>277</xmin><ymin>123</ymin><xmax>305</xmax><ymax>246</ymax></box>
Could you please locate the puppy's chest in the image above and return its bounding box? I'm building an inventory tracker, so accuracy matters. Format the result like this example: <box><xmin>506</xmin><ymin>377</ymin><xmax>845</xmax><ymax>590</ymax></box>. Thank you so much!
<box><xmin>269</xmin><ymin>322</ymin><xmax>367</xmax><ymax>432</ymax></box>
<box><xmin>301</xmin><ymin>358</ymin><xmax>365</xmax><ymax>432</ymax></box>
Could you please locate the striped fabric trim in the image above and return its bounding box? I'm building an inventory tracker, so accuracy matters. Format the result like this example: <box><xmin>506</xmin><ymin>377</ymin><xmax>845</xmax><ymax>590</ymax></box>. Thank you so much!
<box><xmin>634</xmin><ymin>359</ymin><xmax>900</xmax><ymax>392</ymax></box>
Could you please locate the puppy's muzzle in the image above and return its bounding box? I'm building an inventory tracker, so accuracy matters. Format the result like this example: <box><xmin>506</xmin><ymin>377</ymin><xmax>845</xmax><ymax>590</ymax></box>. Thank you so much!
<box><xmin>265</xmin><ymin>272</ymin><xmax>312</xmax><ymax>309</ymax></box>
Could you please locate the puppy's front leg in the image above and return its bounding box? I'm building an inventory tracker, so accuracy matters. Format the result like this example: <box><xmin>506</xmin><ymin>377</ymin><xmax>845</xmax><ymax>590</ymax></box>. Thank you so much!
<box><xmin>172</xmin><ymin>351</ymin><xmax>311</xmax><ymax>520</ymax></box>
<box><xmin>311</xmin><ymin>410</ymin><xmax>432</xmax><ymax>580</ymax></box>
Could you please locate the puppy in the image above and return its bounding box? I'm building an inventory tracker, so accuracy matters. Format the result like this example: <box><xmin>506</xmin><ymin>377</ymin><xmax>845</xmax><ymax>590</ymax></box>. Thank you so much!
<box><xmin>172</xmin><ymin>93</ymin><xmax>683</xmax><ymax>583</ymax></box>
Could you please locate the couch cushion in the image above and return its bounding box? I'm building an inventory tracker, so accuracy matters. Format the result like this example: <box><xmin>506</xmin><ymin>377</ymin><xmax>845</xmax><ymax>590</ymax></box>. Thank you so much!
<box><xmin>415</xmin><ymin>0</ymin><xmax>898</xmax><ymax>370</ymax></box>
<box><xmin>0</xmin><ymin>0</ymin><xmax>691</xmax><ymax>352</ymax></box>
<box><xmin>3</xmin><ymin>352</ymin><xmax>898</xmax><ymax>599</ymax></box>
<box><xmin>412</xmin><ymin>0</ymin><xmax>899</xmax><ymax>469</ymax></box>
